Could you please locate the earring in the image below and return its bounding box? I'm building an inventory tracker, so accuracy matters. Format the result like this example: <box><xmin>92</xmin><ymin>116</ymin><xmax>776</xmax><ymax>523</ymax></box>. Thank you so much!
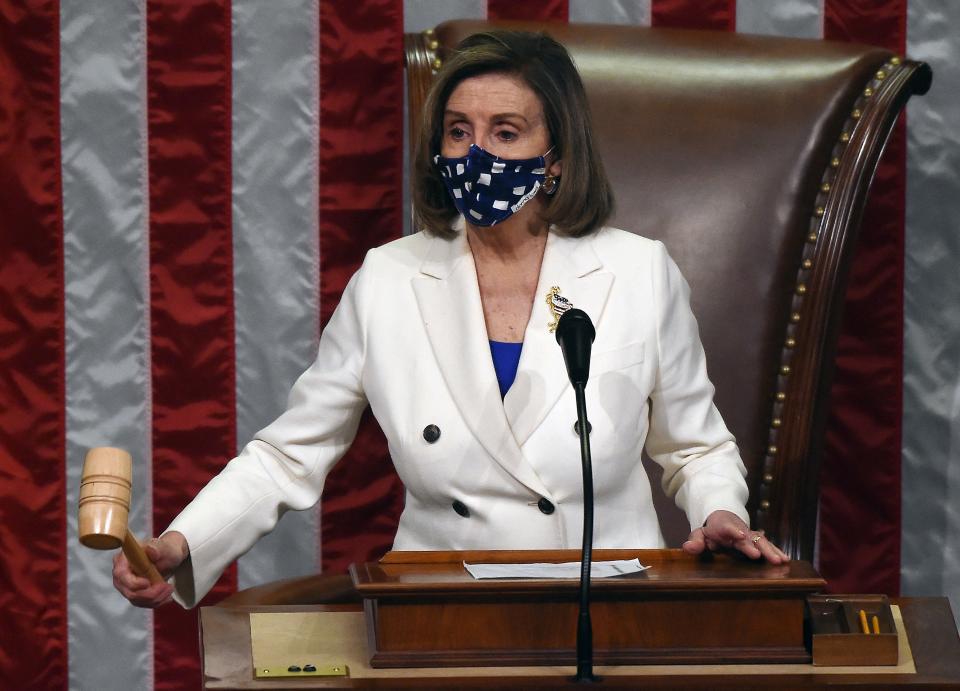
<box><xmin>543</xmin><ymin>175</ymin><xmax>559</xmax><ymax>195</ymax></box>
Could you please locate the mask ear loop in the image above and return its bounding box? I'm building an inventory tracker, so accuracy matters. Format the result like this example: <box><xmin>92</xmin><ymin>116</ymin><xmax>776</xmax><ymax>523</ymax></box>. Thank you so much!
<box><xmin>542</xmin><ymin>145</ymin><xmax>559</xmax><ymax>195</ymax></box>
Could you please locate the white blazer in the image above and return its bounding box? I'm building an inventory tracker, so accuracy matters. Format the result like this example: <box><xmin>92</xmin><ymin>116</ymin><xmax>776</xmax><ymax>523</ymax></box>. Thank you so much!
<box><xmin>167</xmin><ymin>226</ymin><xmax>749</xmax><ymax>607</ymax></box>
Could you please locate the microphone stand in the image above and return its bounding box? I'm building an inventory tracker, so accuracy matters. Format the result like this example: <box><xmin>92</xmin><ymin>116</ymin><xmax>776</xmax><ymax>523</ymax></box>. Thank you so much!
<box><xmin>573</xmin><ymin>381</ymin><xmax>597</xmax><ymax>683</ymax></box>
<box><xmin>555</xmin><ymin>307</ymin><xmax>599</xmax><ymax>683</ymax></box>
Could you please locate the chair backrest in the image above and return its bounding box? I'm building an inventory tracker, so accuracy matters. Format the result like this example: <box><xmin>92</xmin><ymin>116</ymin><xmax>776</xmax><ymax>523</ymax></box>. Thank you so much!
<box><xmin>406</xmin><ymin>20</ymin><xmax>931</xmax><ymax>559</ymax></box>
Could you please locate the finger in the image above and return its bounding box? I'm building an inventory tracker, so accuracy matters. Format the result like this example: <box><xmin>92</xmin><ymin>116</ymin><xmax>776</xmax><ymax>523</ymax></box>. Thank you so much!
<box><xmin>144</xmin><ymin>541</ymin><xmax>174</xmax><ymax>572</ymax></box>
<box><xmin>702</xmin><ymin>517</ymin><xmax>748</xmax><ymax>550</ymax></box>
<box><xmin>144</xmin><ymin>535</ymin><xmax>185</xmax><ymax>573</ymax></box>
<box><xmin>746</xmin><ymin>532</ymin><xmax>789</xmax><ymax>563</ymax></box>
<box><xmin>711</xmin><ymin>524</ymin><xmax>747</xmax><ymax>548</ymax></box>
<box><xmin>747</xmin><ymin>533</ymin><xmax>789</xmax><ymax>562</ymax></box>
<box><xmin>759</xmin><ymin>540</ymin><xmax>788</xmax><ymax>564</ymax></box>
<box><xmin>114</xmin><ymin>556</ymin><xmax>153</xmax><ymax>592</ymax></box>
<box><xmin>733</xmin><ymin>532</ymin><xmax>764</xmax><ymax>559</ymax></box>
<box><xmin>116</xmin><ymin>572</ymin><xmax>171</xmax><ymax>605</ymax></box>
<box><xmin>144</xmin><ymin>541</ymin><xmax>161</xmax><ymax>563</ymax></box>
<box><xmin>128</xmin><ymin>583</ymin><xmax>174</xmax><ymax>608</ymax></box>
<box><xmin>682</xmin><ymin>528</ymin><xmax>707</xmax><ymax>554</ymax></box>
<box><xmin>119</xmin><ymin>569</ymin><xmax>152</xmax><ymax>592</ymax></box>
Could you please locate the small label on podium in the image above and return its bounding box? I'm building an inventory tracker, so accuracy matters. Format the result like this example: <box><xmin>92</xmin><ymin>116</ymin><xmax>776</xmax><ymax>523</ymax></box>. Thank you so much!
<box><xmin>254</xmin><ymin>664</ymin><xmax>347</xmax><ymax>678</ymax></box>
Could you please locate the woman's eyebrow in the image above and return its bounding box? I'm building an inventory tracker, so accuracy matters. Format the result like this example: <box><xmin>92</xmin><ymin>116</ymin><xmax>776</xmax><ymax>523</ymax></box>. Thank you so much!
<box><xmin>491</xmin><ymin>112</ymin><xmax>529</xmax><ymax>124</ymax></box>
<box><xmin>443</xmin><ymin>109</ymin><xmax>531</xmax><ymax>124</ymax></box>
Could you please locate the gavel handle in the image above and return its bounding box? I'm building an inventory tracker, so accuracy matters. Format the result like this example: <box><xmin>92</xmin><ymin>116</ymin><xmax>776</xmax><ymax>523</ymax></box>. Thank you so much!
<box><xmin>122</xmin><ymin>530</ymin><xmax>165</xmax><ymax>584</ymax></box>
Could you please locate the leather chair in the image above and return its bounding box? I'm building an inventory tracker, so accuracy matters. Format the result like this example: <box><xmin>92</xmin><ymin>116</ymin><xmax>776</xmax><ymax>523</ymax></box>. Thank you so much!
<box><xmin>408</xmin><ymin>20</ymin><xmax>931</xmax><ymax>561</ymax></box>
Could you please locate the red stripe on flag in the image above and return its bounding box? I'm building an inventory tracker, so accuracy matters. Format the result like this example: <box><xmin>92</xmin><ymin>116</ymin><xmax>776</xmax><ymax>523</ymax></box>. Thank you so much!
<box><xmin>651</xmin><ymin>0</ymin><xmax>736</xmax><ymax>31</ymax></box>
<box><xmin>146</xmin><ymin>1</ymin><xmax>237</xmax><ymax>687</ymax></box>
<box><xmin>0</xmin><ymin>1</ymin><xmax>66</xmax><ymax>687</ymax></box>
<box><xmin>318</xmin><ymin>0</ymin><xmax>405</xmax><ymax>574</ymax></box>
<box><xmin>487</xmin><ymin>0</ymin><xmax>568</xmax><ymax>22</ymax></box>
<box><xmin>820</xmin><ymin>0</ymin><xmax>907</xmax><ymax>597</ymax></box>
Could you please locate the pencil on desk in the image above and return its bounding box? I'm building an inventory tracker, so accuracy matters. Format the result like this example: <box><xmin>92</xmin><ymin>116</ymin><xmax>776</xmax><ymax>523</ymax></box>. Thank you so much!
<box><xmin>859</xmin><ymin>608</ymin><xmax>870</xmax><ymax>634</ymax></box>
<box><xmin>872</xmin><ymin>614</ymin><xmax>880</xmax><ymax>634</ymax></box>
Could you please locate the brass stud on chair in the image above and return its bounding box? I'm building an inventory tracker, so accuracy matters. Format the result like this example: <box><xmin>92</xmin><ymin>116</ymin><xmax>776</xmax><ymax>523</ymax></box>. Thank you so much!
<box><xmin>432</xmin><ymin>57</ymin><xmax>442</xmax><ymax>71</ymax></box>
<box><xmin>791</xmin><ymin>312</ymin><xmax>801</xmax><ymax>323</ymax></box>
<box><xmin>840</xmin><ymin>132</ymin><xmax>850</xmax><ymax>143</ymax></box>
<box><xmin>891</xmin><ymin>56</ymin><xmax>902</xmax><ymax>66</ymax></box>
<box><xmin>796</xmin><ymin>284</ymin><xmax>807</xmax><ymax>296</ymax></box>
<box><xmin>831</xmin><ymin>156</ymin><xmax>840</xmax><ymax>168</ymax></box>
<box><xmin>768</xmin><ymin>445</ymin><xmax>778</xmax><ymax>455</ymax></box>
<box><xmin>772</xmin><ymin>418</ymin><xmax>782</xmax><ymax>428</ymax></box>
<box><xmin>424</xmin><ymin>28</ymin><xmax>434</xmax><ymax>36</ymax></box>
<box><xmin>802</xmin><ymin>259</ymin><xmax>813</xmax><ymax>270</ymax></box>
<box><xmin>821</xmin><ymin>182</ymin><xmax>831</xmax><ymax>193</ymax></box>
<box><xmin>760</xmin><ymin>500</ymin><xmax>771</xmax><ymax>510</ymax></box>
<box><xmin>852</xmin><ymin>108</ymin><xmax>862</xmax><ymax>120</ymax></box>
<box><xmin>428</xmin><ymin>39</ymin><xmax>439</xmax><ymax>51</ymax></box>
<box><xmin>815</xmin><ymin>206</ymin><xmax>825</xmax><ymax>218</ymax></box>
<box><xmin>808</xmin><ymin>232</ymin><xmax>818</xmax><ymax>243</ymax></box>
<box><xmin>776</xmin><ymin>392</ymin><xmax>786</xmax><ymax>402</ymax></box>
<box><xmin>876</xmin><ymin>69</ymin><xmax>887</xmax><ymax>80</ymax></box>
<box><xmin>785</xmin><ymin>337</ymin><xmax>796</xmax><ymax>349</ymax></box>
<box><xmin>864</xmin><ymin>87</ymin><xmax>874</xmax><ymax>97</ymax></box>
<box><xmin>763</xmin><ymin>474</ymin><xmax>774</xmax><ymax>483</ymax></box>
<box><xmin>780</xmin><ymin>365</ymin><xmax>791</xmax><ymax>376</ymax></box>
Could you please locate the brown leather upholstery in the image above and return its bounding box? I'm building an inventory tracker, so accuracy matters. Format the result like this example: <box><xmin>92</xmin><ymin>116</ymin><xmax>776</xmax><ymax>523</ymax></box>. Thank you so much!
<box><xmin>407</xmin><ymin>21</ymin><xmax>931</xmax><ymax>560</ymax></box>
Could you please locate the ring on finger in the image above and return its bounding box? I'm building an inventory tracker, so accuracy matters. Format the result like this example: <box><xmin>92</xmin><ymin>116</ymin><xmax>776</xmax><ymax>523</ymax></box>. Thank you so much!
<box><xmin>751</xmin><ymin>533</ymin><xmax>763</xmax><ymax>545</ymax></box>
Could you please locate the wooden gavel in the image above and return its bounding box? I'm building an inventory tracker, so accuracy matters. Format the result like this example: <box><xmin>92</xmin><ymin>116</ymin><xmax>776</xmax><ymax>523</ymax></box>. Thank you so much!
<box><xmin>78</xmin><ymin>447</ymin><xmax>164</xmax><ymax>584</ymax></box>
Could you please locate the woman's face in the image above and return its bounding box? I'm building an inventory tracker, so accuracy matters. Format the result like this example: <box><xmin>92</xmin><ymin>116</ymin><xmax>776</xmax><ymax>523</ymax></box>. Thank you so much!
<box><xmin>441</xmin><ymin>72</ymin><xmax>561</xmax><ymax>178</ymax></box>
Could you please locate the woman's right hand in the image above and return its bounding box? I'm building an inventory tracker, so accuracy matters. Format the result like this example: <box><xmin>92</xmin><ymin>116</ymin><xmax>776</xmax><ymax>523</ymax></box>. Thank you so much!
<box><xmin>112</xmin><ymin>531</ymin><xmax>189</xmax><ymax>608</ymax></box>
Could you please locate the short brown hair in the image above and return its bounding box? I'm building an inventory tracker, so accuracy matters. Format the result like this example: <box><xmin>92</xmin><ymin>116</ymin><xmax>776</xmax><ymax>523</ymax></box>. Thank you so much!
<box><xmin>413</xmin><ymin>30</ymin><xmax>614</xmax><ymax>238</ymax></box>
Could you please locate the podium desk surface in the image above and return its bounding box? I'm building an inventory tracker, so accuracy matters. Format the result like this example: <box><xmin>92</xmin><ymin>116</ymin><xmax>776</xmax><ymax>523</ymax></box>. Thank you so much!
<box><xmin>200</xmin><ymin>597</ymin><xmax>960</xmax><ymax>689</ymax></box>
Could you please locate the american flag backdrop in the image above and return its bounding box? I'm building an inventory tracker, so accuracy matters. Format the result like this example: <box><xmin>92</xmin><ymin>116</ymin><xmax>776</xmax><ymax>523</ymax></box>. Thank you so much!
<box><xmin>1</xmin><ymin>0</ymin><xmax>958</xmax><ymax>688</ymax></box>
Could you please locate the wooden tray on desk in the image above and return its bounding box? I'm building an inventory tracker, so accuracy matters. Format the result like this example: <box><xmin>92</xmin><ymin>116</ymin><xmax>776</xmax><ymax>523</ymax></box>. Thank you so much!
<box><xmin>808</xmin><ymin>594</ymin><xmax>899</xmax><ymax>666</ymax></box>
<box><xmin>349</xmin><ymin>549</ymin><xmax>825</xmax><ymax>668</ymax></box>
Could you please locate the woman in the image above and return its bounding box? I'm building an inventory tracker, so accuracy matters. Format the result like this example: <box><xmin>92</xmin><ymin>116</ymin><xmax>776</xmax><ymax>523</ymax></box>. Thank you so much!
<box><xmin>114</xmin><ymin>30</ymin><xmax>787</xmax><ymax>609</ymax></box>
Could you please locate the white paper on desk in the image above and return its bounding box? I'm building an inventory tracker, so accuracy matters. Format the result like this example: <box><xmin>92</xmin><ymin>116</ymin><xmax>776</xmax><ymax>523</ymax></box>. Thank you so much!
<box><xmin>463</xmin><ymin>558</ymin><xmax>649</xmax><ymax>580</ymax></box>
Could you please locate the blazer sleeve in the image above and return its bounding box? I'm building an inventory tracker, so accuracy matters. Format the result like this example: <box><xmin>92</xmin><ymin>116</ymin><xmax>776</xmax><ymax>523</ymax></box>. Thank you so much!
<box><xmin>643</xmin><ymin>240</ymin><xmax>750</xmax><ymax>531</ymax></box>
<box><xmin>164</xmin><ymin>256</ymin><xmax>374</xmax><ymax>607</ymax></box>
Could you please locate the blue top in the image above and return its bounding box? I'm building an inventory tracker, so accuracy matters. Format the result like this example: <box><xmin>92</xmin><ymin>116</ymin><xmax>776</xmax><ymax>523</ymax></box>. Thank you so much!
<box><xmin>489</xmin><ymin>340</ymin><xmax>523</xmax><ymax>398</ymax></box>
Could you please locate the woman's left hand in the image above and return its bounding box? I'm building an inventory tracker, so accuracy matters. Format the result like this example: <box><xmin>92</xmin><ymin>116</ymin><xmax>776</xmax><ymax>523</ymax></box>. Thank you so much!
<box><xmin>682</xmin><ymin>510</ymin><xmax>790</xmax><ymax>564</ymax></box>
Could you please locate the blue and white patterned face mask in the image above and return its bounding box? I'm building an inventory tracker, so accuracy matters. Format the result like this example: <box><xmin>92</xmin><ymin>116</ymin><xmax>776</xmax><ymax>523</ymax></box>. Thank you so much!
<box><xmin>434</xmin><ymin>144</ymin><xmax>552</xmax><ymax>227</ymax></box>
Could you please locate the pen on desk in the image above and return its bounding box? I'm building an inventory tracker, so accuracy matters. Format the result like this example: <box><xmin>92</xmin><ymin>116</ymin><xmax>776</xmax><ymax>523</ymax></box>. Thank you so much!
<box><xmin>859</xmin><ymin>608</ymin><xmax>870</xmax><ymax>634</ymax></box>
<box><xmin>872</xmin><ymin>614</ymin><xmax>880</xmax><ymax>634</ymax></box>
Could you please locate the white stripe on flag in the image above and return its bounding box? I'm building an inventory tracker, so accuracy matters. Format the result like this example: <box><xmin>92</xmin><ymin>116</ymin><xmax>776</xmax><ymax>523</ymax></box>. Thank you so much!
<box><xmin>403</xmin><ymin>0</ymin><xmax>486</xmax><ymax>33</ymax></box>
<box><xmin>902</xmin><ymin>0</ymin><xmax>960</xmax><ymax>627</ymax></box>
<box><xmin>232</xmin><ymin>0</ymin><xmax>323</xmax><ymax>589</ymax></box>
<box><xmin>61</xmin><ymin>1</ymin><xmax>152</xmax><ymax>689</ymax></box>
<box><xmin>736</xmin><ymin>0</ymin><xmax>823</xmax><ymax>39</ymax></box>
<box><xmin>569</xmin><ymin>0</ymin><xmax>651</xmax><ymax>25</ymax></box>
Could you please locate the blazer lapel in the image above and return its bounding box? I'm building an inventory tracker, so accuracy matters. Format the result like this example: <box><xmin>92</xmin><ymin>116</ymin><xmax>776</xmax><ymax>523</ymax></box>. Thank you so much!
<box><xmin>412</xmin><ymin>230</ymin><xmax>552</xmax><ymax>498</ymax></box>
<box><xmin>504</xmin><ymin>232</ymin><xmax>614</xmax><ymax>447</ymax></box>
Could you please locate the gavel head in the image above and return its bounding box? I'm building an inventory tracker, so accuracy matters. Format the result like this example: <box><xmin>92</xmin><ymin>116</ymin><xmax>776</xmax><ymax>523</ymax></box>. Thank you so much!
<box><xmin>78</xmin><ymin>447</ymin><xmax>133</xmax><ymax>550</ymax></box>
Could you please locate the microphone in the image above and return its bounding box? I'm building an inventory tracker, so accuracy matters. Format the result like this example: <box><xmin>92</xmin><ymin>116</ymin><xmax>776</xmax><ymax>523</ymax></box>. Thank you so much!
<box><xmin>555</xmin><ymin>308</ymin><xmax>598</xmax><ymax>683</ymax></box>
<box><xmin>555</xmin><ymin>309</ymin><xmax>596</xmax><ymax>387</ymax></box>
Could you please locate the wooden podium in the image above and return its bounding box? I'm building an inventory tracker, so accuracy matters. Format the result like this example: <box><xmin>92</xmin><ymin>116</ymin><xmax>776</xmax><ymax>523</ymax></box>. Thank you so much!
<box><xmin>199</xmin><ymin>550</ymin><xmax>960</xmax><ymax>688</ymax></box>
<box><xmin>350</xmin><ymin>549</ymin><xmax>823</xmax><ymax>668</ymax></box>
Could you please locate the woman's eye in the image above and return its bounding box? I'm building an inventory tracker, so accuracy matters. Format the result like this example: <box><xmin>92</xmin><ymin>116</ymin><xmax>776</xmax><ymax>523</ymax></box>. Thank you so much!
<box><xmin>497</xmin><ymin>130</ymin><xmax>517</xmax><ymax>141</ymax></box>
<box><xmin>449</xmin><ymin>127</ymin><xmax>467</xmax><ymax>139</ymax></box>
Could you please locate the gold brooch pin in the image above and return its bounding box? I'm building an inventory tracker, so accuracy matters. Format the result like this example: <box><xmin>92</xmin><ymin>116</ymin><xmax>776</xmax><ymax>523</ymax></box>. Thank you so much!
<box><xmin>546</xmin><ymin>286</ymin><xmax>573</xmax><ymax>332</ymax></box>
